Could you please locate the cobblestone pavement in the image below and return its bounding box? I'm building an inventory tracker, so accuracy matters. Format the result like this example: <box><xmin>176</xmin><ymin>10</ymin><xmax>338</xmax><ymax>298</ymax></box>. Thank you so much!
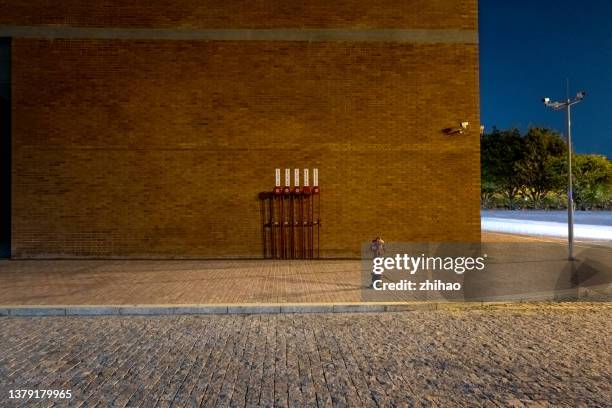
<box><xmin>1</xmin><ymin>303</ymin><xmax>610</xmax><ymax>407</ymax></box>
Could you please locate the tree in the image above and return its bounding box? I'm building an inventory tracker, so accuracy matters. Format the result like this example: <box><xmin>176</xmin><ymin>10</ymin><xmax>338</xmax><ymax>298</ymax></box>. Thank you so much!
<box><xmin>515</xmin><ymin>127</ymin><xmax>567</xmax><ymax>207</ymax></box>
<box><xmin>481</xmin><ymin>128</ymin><xmax>524</xmax><ymax>208</ymax></box>
<box><xmin>572</xmin><ymin>155</ymin><xmax>612</xmax><ymax>210</ymax></box>
<box><xmin>481</xmin><ymin>127</ymin><xmax>612</xmax><ymax>210</ymax></box>
<box><xmin>480</xmin><ymin>179</ymin><xmax>499</xmax><ymax>207</ymax></box>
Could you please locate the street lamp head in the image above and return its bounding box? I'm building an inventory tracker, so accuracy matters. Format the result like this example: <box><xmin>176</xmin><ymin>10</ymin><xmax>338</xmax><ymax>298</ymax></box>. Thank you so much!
<box><xmin>576</xmin><ymin>91</ymin><xmax>586</xmax><ymax>100</ymax></box>
<box><xmin>542</xmin><ymin>97</ymin><xmax>551</xmax><ymax>105</ymax></box>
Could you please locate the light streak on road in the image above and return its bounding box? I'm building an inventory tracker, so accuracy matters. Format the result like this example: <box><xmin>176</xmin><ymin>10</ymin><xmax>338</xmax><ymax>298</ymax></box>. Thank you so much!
<box><xmin>482</xmin><ymin>218</ymin><xmax>612</xmax><ymax>241</ymax></box>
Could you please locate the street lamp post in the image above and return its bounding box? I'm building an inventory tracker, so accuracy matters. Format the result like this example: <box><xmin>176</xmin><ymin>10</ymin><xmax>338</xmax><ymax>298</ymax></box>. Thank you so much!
<box><xmin>542</xmin><ymin>91</ymin><xmax>586</xmax><ymax>261</ymax></box>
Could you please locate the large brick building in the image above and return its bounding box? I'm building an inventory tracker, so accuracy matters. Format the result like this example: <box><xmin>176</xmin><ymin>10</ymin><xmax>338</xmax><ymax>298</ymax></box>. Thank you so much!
<box><xmin>0</xmin><ymin>1</ymin><xmax>480</xmax><ymax>258</ymax></box>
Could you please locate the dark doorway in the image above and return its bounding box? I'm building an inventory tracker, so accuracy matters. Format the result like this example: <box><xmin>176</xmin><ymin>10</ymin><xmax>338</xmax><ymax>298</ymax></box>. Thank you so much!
<box><xmin>0</xmin><ymin>39</ymin><xmax>10</xmax><ymax>258</ymax></box>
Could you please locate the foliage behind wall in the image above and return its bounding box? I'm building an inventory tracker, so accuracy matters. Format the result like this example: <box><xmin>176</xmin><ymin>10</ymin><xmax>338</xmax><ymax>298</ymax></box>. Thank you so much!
<box><xmin>481</xmin><ymin>127</ymin><xmax>612</xmax><ymax>210</ymax></box>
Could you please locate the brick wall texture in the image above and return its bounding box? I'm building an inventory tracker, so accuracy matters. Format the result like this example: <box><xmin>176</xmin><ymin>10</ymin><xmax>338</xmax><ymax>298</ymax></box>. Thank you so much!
<box><xmin>0</xmin><ymin>1</ymin><xmax>477</xmax><ymax>30</ymax></box>
<box><xmin>8</xmin><ymin>1</ymin><xmax>480</xmax><ymax>258</ymax></box>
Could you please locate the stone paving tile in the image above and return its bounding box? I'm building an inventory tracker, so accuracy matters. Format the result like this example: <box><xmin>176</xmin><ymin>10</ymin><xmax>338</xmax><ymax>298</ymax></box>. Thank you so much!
<box><xmin>0</xmin><ymin>260</ymin><xmax>367</xmax><ymax>305</ymax></box>
<box><xmin>1</xmin><ymin>229</ymin><xmax>610</xmax><ymax>306</ymax></box>
<box><xmin>0</xmin><ymin>304</ymin><xmax>610</xmax><ymax>407</ymax></box>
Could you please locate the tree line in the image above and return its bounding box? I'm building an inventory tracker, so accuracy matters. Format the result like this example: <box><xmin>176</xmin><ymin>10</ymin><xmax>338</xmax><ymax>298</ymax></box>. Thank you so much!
<box><xmin>481</xmin><ymin>127</ymin><xmax>612</xmax><ymax>210</ymax></box>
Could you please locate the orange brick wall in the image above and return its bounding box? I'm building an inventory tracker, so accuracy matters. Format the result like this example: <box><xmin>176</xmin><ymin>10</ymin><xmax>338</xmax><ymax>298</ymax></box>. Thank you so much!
<box><xmin>0</xmin><ymin>1</ymin><xmax>476</xmax><ymax>30</ymax></box>
<box><xmin>9</xmin><ymin>2</ymin><xmax>480</xmax><ymax>258</ymax></box>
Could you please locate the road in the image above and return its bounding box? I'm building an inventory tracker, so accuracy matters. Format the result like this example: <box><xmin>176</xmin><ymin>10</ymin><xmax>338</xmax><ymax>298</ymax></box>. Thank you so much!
<box><xmin>482</xmin><ymin>210</ymin><xmax>612</xmax><ymax>241</ymax></box>
<box><xmin>1</xmin><ymin>304</ymin><xmax>610</xmax><ymax>407</ymax></box>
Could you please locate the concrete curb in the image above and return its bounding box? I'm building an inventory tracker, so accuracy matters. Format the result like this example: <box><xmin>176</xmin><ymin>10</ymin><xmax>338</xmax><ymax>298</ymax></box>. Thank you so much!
<box><xmin>0</xmin><ymin>302</ymin><xmax>509</xmax><ymax>317</ymax></box>
<box><xmin>66</xmin><ymin>307</ymin><xmax>120</xmax><ymax>316</ymax></box>
<box><xmin>10</xmin><ymin>307</ymin><xmax>67</xmax><ymax>316</ymax></box>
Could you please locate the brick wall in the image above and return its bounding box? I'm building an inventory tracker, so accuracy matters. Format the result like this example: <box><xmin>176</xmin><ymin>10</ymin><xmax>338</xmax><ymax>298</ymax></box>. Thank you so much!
<box><xmin>0</xmin><ymin>1</ymin><xmax>476</xmax><ymax>30</ymax></box>
<box><xmin>9</xmin><ymin>1</ymin><xmax>480</xmax><ymax>258</ymax></box>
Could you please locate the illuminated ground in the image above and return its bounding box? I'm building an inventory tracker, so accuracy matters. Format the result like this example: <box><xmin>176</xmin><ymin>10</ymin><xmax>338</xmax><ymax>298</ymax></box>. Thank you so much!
<box><xmin>0</xmin><ymin>303</ymin><xmax>609</xmax><ymax>407</ymax></box>
<box><xmin>0</xmin><ymin>233</ymin><xmax>610</xmax><ymax>306</ymax></box>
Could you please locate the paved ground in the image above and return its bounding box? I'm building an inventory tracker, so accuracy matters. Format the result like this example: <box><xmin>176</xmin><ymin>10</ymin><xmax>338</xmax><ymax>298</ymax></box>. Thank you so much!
<box><xmin>0</xmin><ymin>303</ymin><xmax>610</xmax><ymax>407</ymax></box>
<box><xmin>2</xmin><ymin>235</ymin><xmax>611</xmax><ymax>306</ymax></box>
<box><xmin>0</xmin><ymin>259</ymin><xmax>365</xmax><ymax>305</ymax></box>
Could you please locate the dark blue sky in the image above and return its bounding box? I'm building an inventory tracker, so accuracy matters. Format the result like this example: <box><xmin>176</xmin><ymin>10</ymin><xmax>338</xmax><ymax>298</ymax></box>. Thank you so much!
<box><xmin>479</xmin><ymin>0</ymin><xmax>612</xmax><ymax>157</ymax></box>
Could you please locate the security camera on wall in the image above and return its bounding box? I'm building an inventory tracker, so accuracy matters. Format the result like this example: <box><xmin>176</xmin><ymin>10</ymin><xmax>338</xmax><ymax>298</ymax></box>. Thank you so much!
<box><xmin>443</xmin><ymin>121</ymin><xmax>469</xmax><ymax>135</ymax></box>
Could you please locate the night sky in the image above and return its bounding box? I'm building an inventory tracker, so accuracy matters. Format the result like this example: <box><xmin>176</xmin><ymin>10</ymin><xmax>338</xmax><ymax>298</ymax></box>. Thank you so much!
<box><xmin>479</xmin><ymin>0</ymin><xmax>612</xmax><ymax>157</ymax></box>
